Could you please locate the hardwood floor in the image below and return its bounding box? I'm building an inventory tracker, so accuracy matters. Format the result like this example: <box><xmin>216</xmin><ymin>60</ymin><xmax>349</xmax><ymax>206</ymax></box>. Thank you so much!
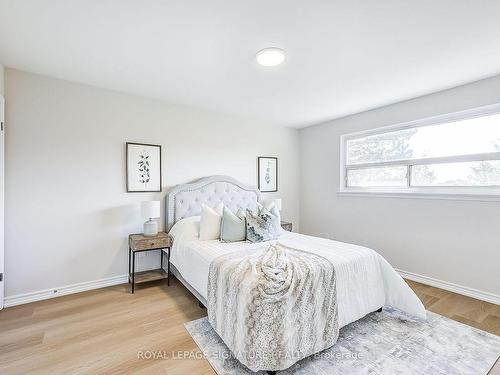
<box><xmin>0</xmin><ymin>278</ymin><xmax>498</xmax><ymax>374</ymax></box>
<box><xmin>406</xmin><ymin>280</ymin><xmax>500</xmax><ymax>337</ymax></box>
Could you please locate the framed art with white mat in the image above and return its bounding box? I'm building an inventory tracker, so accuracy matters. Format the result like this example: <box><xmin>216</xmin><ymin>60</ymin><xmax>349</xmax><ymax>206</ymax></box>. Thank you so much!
<box><xmin>126</xmin><ymin>142</ymin><xmax>162</xmax><ymax>192</ymax></box>
<box><xmin>258</xmin><ymin>156</ymin><xmax>278</xmax><ymax>192</ymax></box>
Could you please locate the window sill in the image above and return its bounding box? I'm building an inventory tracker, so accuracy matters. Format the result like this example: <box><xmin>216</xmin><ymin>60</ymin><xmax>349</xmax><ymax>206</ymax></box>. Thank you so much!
<box><xmin>337</xmin><ymin>189</ymin><xmax>500</xmax><ymax>202</ymax></box>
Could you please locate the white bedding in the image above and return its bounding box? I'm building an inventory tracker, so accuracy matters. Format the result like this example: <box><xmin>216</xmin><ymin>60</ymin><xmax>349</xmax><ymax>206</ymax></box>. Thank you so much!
<box><xmin>169</xmin><ymin>216</ymin><xmax>426</xmax><ymax>327</ymax></box>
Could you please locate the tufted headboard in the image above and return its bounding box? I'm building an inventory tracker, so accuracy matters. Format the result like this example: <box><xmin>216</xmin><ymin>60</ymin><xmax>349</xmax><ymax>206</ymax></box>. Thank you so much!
<box><xmin>165</xmin><ymin>175</ymin><xmax>261</xmax><ymax>231</ymax></box>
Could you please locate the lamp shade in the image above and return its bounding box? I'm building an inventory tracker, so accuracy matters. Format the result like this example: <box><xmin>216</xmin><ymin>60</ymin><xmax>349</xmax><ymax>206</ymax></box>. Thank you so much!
<box><xmin>273</xmin><ymin>198</ymin><xmax>282</xmax><ymax>211</ymax></box>
<box><xmin>141</xmin><ymin>201</ymin><xmax>161</xmax><ymax>219</ymax></box>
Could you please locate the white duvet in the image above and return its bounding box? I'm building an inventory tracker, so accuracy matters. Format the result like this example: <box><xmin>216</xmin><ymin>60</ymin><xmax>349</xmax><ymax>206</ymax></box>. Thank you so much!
<box><xmin>169</xmin><ymin>217</ymin><xmax>426</xmax><ymax>327</ymax></box>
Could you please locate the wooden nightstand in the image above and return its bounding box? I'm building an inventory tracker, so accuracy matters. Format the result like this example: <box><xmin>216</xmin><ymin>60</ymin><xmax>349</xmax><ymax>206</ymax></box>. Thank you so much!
<box><xmin>128</xmin><ymin>232</ymin><xmax>171</xmax><ymax>293</ymax></box>
<box><xmin>281</xmin><ymin>221</ymin><xmax>292</xmax><ymax>232</ymax></box>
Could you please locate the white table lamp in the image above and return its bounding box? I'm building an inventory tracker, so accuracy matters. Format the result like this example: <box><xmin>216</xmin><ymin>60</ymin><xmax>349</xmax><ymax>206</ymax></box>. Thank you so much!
<box><xmin>141</xmin><ymin>201</ymin><xmax>161</xmax><ymax>236</ymax></box>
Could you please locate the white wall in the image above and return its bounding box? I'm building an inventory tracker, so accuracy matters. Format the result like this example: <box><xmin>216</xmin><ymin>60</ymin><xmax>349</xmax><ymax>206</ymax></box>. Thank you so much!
<box><xmin>0</xmin><ymin>64</ymin><xmax>4</xmax><ymax>96</ymax></box>
<box><xmin>4</xmin><ymin>69</ymin><xmax>300</xmax><ymax>298</ymax></box>
<box><xmin>6</xmin><ymin>66</ymin><xmax>500</xmax><ymax>302</ymax></box>
<box><xmin>0</xmin><ymin>64</ymin><xmax>4</xmax><ymax>308</ymax></box>
<box><xmin>300</xmin><ymin>75</ymin><xmax>500</xmax><ymax>297</ymax></box>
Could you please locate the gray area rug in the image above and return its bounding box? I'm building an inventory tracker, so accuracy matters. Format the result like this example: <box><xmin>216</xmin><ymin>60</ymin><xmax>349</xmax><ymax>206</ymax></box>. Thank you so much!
<box><xmin>184</xmin><ymin>307</ymin><xmax>500</xmax><ymax>374</ymax></box>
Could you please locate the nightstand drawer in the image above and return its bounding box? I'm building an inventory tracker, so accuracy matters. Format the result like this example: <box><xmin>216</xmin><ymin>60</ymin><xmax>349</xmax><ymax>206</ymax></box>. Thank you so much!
<box><xmin>134</xmin><ymin>237</ymin><xmax>169</xmax><ymax>250</ymax></box>
<box><xmin>129</xmin><ymin>233</ymin><xmax>171</xmax><ymax>251</ymax></box>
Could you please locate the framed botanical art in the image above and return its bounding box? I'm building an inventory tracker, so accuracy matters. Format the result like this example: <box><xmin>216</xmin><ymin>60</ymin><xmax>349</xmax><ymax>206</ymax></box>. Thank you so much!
<box><xmin>258</xmin><ymin>156</ymin><xmax>278</xmax><ymax>192</ymax></box>
<box><xmin>126</xmin><ymin>142</ymin><xmax>162</xmax><ymax>192</ymax></box>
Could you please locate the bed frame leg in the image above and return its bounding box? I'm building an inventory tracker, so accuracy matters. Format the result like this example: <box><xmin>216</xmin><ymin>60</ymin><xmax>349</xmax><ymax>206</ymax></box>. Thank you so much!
<box><xmin>198</xmin><ymin>301</ymin><xmax>205</xmax><ymax>309</ymax></box>
<box><xmin>377</xmin><ymin>307</ymin><xmax>383</xmax><ymax>312</ymax></box>
<box><xmin>267</xmin><ymin>372</ymin><xmax>276</xmax><ymax>375</ymax></box>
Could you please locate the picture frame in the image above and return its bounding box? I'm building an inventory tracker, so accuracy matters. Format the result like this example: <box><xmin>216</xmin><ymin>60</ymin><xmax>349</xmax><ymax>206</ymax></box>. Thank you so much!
<box><xmin>258</xmin><ymin>156</ymin><xmax>278</xmax><ymax>192</ymax></box>
<box><xmin>126</xmin><ymin>142</ymin><xmax>162</xmax><ymax>192</ymax></box>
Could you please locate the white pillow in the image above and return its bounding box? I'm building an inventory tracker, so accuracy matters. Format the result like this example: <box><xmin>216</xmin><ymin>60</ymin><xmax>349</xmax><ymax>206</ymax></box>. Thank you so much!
<box><xmin>259</xmin><ymin>201</ymin><xmax>282</xmax><ymax>225</ymax></box>
<box><xmin>169</xmin><ymin>216</ymin><xmax>200</xmax><ymax>242</ymax></box>
<box><xmin>199</xmin><ymin>203</ymin><xmax>224</xmax><ymax>240</ymax></box>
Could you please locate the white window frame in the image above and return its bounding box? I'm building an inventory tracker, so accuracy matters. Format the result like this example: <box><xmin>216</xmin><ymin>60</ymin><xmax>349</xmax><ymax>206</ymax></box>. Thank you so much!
<box><xmin>339</xmin><ymin>103</ymin><xmax>500</xmax><ymax>201</ymax></box>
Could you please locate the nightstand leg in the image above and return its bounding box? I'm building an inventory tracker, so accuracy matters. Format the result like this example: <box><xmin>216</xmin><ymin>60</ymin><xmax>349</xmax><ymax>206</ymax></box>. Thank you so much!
<box><xmin>128</xmin><ymin>247</ymin><xmax>131</xmax><ymax>283</ymax></box>
<box><xmin>131</xmin><ymin>252</ymin><xmax>135</xmax><ymax>294</ymax></box>
<box><xmin>167</xmin><ymin>248</ymin><xmax>170</xmax><ymax>286</ymax></box>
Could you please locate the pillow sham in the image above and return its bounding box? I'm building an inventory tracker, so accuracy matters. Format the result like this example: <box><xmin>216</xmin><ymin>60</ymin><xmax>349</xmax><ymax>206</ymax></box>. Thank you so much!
<box><xmin>220</xmin><ymin>207</ymin><xmax>246</xmax><ymax>242</ymax></box>
<box><xmin>260</xmin><ymin>200</ymin><xmax>282</xmax><ymax>223</ymax></box>
<box><xmin>199</xmin><ymin>202</ymin><xmax>224</xmax><ymax>240</ymax></box>
<box><xmin>265</xmin><ymin>202</ymin><xmax>283</xmax><ymax>235</ymax></box>
<box><xmin>169</xmin><ymin>216</ymin><xmax>200</xmax><ymax>242</ymax></box>
<box><xmin>245</xmin><ymin>207</ymin><xmax>280</xmax><ymax>243</ymax></box>
<box><xmin>257</xmin><ymin>201</ymin><xmax>283</xmax><ymax>233</ymax></box>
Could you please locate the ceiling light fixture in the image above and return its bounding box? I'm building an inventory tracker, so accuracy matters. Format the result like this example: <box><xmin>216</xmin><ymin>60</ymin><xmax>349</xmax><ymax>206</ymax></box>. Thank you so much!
<box><xmin>256</xmin><ymin>48</ymin><xmax>286</xmax><ymax>67</ymax></box>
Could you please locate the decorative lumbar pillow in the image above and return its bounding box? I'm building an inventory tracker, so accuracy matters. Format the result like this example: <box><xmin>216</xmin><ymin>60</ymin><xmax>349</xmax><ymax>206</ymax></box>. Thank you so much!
<box><xmin>220</xmin><ymin>207</ymin><xmax>246</xmax><ymax>243</ymax></box>
<box><xmin>199</xmin><ymin>203</ymin><xmax>224</xmax><ymax>240</ymax></box>
<box><xmin>245</xmin><ymin>207</ymin><xmax>281</xmax><ymax>243</ymax></box>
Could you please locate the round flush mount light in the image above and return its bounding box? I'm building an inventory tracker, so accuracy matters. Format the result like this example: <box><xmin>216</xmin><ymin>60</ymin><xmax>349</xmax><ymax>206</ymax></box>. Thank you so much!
<box><xmin>256</xmin><ymin>47</ymin><xmax>286</xmax><ymax>67</ymax></box>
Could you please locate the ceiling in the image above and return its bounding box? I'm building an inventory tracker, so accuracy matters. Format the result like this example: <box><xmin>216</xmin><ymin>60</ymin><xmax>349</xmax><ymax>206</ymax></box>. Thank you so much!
<box><xmin>1</xmin><ymin>0</ymin><xmax>500</xmax><ymax>128</ymax></box>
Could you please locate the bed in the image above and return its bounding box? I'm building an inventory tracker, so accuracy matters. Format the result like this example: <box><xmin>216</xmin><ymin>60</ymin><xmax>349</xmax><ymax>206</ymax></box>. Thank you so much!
<box><xmin>165</xmin><ymin>175</ymin><xmax>426</xmax><ymax>371</ymax></box>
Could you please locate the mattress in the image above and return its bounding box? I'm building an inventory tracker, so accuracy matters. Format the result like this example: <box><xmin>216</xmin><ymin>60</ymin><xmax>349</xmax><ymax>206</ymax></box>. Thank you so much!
<box><xmin>169</xmin><ymin>217</ymin><xmax>426</xmax><ymax>327</ymax></box>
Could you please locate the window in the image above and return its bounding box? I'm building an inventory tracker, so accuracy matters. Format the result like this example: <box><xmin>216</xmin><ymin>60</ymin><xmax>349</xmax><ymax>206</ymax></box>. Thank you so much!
<box><xmin>340</xmin><ymin>104</ymin><xmax>500</xmax><ymax>199</ymax></box>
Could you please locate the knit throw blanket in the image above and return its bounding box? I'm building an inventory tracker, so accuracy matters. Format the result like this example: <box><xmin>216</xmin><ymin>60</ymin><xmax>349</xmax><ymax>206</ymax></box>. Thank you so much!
<box><xmin>207</xmin><ymin>243</ymin><xmax>339</xmax><ymax>372</ymax></box>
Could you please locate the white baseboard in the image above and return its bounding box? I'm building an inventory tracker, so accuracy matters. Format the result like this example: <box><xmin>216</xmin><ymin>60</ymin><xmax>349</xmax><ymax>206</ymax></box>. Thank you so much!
<box><xmin>397</xmin><ymin>268</ymin><xmax>500</xmax><ymax>306</ymax></box>
<box><xmin>4</xmin><ymin>269</ymin><xmax>499</xmax><ymax>308</ymax></box>
<box><xmin>4</xmin><ymin>274</ymin><xmax>128</xmax><ymax>308</ymax></box>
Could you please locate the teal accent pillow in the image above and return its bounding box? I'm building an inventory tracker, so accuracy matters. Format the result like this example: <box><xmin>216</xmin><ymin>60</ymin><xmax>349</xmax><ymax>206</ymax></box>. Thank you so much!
<box><xmin>220</xmin><ymin>207</ymin><xmax>246</xmax><ymax>242</ymax></box>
